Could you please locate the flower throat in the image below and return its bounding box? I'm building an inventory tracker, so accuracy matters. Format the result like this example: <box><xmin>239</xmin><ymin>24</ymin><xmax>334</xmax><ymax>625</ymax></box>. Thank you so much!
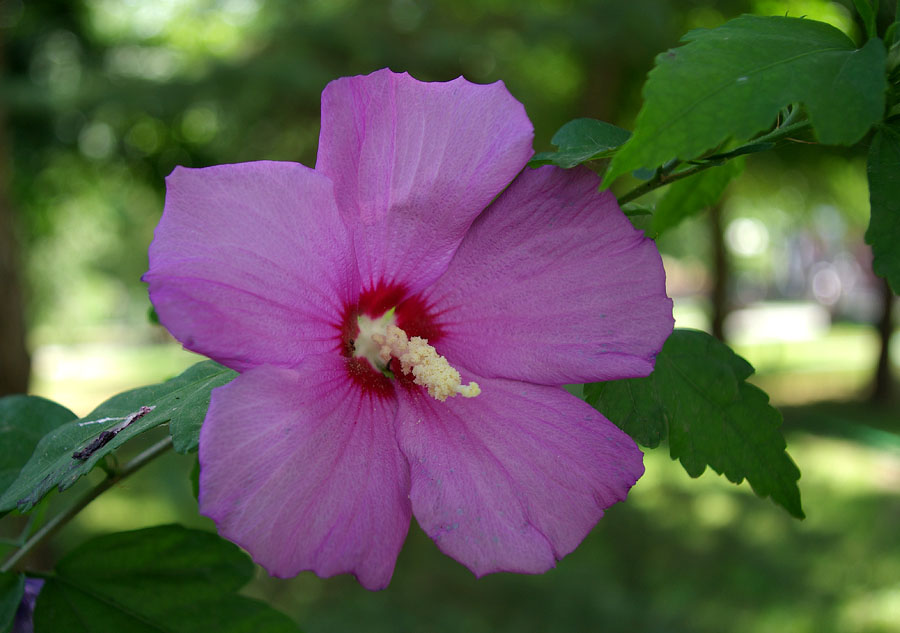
<box><xmin>354</xmin><ymin>311</ymin><xmax>480</xmax><ymax>402</ymax></box>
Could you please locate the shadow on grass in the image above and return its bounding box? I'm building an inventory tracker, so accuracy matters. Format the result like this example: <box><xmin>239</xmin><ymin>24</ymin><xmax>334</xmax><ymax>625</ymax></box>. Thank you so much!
<box><xmin>780</xmin><ymin>399</ymin><xmax>900</xmax><ymax>449</ymax></box>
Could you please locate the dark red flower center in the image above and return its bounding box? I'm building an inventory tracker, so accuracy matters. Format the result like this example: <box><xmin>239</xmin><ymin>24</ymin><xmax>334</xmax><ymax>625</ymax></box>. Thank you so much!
<box><xmin>338</xmin><ymin>281</ymin><xmax>443</xmax><ymax>397</ymax></box>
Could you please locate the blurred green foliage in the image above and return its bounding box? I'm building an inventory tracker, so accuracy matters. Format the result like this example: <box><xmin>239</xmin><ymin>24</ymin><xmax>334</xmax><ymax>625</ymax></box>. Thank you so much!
<box><xmin>0</xmin><ymin>0</ymin><xmax>885</xmax><ymax>346</ymax></box>
<box><xmin>3</xmin><ymin>0</ymin><xmax>890</xmax><ymax>347</ymax></box>
<box><xmin>8</xmin><ymin>0</ymin><xmax>759</xmax><ymax>339</ymax></box>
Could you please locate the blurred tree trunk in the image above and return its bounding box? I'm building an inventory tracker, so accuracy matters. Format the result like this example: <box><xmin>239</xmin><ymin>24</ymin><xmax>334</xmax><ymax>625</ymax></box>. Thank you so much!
<box><xmin>0</xmin><ymin>30</ymin><xmax>31</xmax><ymax>395</ymax></box>
<box><xmin>709</xmin><ymin>203</ymin><xmax>729</xmax><ymax>341</ymax></box>
<box><xmin>871</xmin><ymin>279</ymin><xmax>895</xmax><ymax>404</ymax></box>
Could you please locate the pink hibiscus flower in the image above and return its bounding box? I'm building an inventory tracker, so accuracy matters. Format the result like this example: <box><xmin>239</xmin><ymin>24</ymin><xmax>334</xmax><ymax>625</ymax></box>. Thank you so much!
<box><xmin>144</xmin><ymin>69</ymin><xmax>673</xmax><ymax>590</ymax></box>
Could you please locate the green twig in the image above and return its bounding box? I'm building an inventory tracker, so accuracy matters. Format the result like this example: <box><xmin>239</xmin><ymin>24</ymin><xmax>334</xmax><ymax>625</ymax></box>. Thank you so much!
<box><xmin>618</xmin><ymin>162</ymin><xmax>715</xmax><ymax>205</ymax></box>
<box><xmin>0</xmin><ymin>509</ymin><xmax>40</xmax><ymax>547</ymax></box>
<box><xmin>617</xmin><ymin>119</ymin><xmax>812</xmax><ymax>205</ymax></box>
<box><xmin>0</xmin><ymin>436</ymin><xmax>174</xmax><ymax>573</ymax></box>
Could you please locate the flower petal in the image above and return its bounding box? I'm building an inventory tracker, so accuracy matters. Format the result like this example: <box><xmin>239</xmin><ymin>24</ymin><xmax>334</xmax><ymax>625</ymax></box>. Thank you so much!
<box><xmin>395</xmin><ymin>374</ymin><xmax>643</xmax><ymax>577</ymax></box>
<box><xmin>198</xmin><ymin>356</ymin><xmax>410</xmax><ymax>590</ymax></box>
<box><xmin>144</xmin><ymin>162</ymin><xmax>357</xmax><ymax>372</ymax></box>
<box><xmin>424</xmin><ymin>165</ymin><xmax>673</xmax><ymax>384</ymax></box>
<box><xmin>316</xmin><ymin>69</ymin><xmax>534</xmax><ymax>293</ymax></box>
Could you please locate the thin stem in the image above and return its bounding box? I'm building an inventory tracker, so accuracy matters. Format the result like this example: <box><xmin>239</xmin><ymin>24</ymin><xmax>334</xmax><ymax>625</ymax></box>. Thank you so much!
<box><xmin>0</xmin><ymin>436</ymin><xmax>173</xmax><ymax>574</ymax></box>
<box><xmin>618</xmin><ymin>162</ymin><xmax>714</xmax><ymax>205</ymax></box>
<box><xmin>753</xmin><ymin>117</ymin><xmax>810</xmax><ymax>144</ymax></box>
<box><xmin>0</xmin><ymin>511</ymin><xmax>38</xmax><ymax>547</ymax></box>
<box><xmin>12</xmin><ymin>497</ymin><xmax>51</xmax><ymax>547</ymax></box>
<box><xmin>617</xmin><ymin>119</ymin><xmax>812</xmax><ymax>205</ymax></box>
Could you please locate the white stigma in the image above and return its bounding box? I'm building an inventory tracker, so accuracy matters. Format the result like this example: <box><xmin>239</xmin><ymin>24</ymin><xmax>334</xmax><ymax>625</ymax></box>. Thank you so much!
<box><xmin>355</xmin><ymin>315</ymin><xmax>480</xmax><ymax>402</ymax></box>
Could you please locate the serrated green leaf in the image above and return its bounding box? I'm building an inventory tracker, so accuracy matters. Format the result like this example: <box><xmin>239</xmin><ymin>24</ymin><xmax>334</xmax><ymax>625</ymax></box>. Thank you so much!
<box><xmin>34</xmin><ymin>525</ymin><xmax>298</xmax><ymax>633</ymax></box>
<box><xmin>604</xmin><ymin>15</ymin><xmax>887</xmax><ymax>186</ymax></box>
<box><xmin>0</xmin><ymin>572</ymin><xmax>24</xmax><ymax>633</ymax></box>
<box><xmin>164</xmin><ymin>362</ymin><xmax>237</xmax><ymax>453</ymax></box>
<box><xmin>585</xmin><ymin>329</ymin><xmax>804</xmax><ymax>518</ymax></box>
<box><xmin>652</xmin><ymin>158</ymin><xmax>744</xmax><ymax>235</ymax></box>
<box><xmin>0</xmin><ymin>396</ymin><xmax>76</xmax><ymax>498</ymax></box>
<box><xmin>586</xmin><ymin>377</ymin><xmax>667</xmax><ymax>448</ymax></box>
<box><xmin>865</xmin><ymin>120</ymin><xmax>900</xmax><ymax>292</ymax></box>
<box><xmin>529</xmin><ymin>118</ymin><xmax>631</xmax><ymax>168</ymax></box>
<box><xmin>0</xmin><ymin>361</ymin><xmax>235</xmax><ymax>514</ymax></box>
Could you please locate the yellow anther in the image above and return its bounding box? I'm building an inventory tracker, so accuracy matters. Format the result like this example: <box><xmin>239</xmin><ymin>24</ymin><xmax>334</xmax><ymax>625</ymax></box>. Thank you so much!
<box><xmin>371</xmin><ymin>325</ymin><xmax>480</xmax><ymax>402</ymax></box>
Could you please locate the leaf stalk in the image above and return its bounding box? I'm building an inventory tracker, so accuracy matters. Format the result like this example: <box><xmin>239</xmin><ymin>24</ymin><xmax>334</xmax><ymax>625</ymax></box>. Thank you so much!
<box><xmin>0</xmin><ymin>436</ymin><xmax>174</xmax><ymax>573</ymax></box>
<box><xmin>617</xmin><ymin>119</ymin><xmax>812</xmax><ymax>205</ymax></box>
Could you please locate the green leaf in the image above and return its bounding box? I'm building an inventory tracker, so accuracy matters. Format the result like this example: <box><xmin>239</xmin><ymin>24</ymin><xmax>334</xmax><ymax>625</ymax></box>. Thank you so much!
<box><xmin>163</xmin><ymin>362</ymin><xmax>237</xmax><ymax>453</ymax></box>
<box><xmin>890</xmin><ymin>36</ymin><xmax>900</xmax><ymax>69</ymax></box>
<box><xmin>865</xmin><ymin>120</ymin><xmax>900</xmax><ymax>293</ymax></box>
<box><xmin>34</xmin><ymin>525</ymin><xmax>298</xmax><ymax>633</ymax></box>
<box><xmin>0</xmin><ymin>396</ymin><xmax>76</xmax><ymax>497</ymax></box>
<box><xmin>585</xmin><ymin>329</ymin><xmax>804</xmax><ymax>519</ymax></box>
<box><xmin>0</xmin><ymin>361</ymin><xmax>236</xmax><ymax>514</ymax></box>
<box><xmin>652</xmin><ymin>158</ymin><xmax>744</xmax><ymax>235</ymax></box>
<box><xmin>604</xmin><ymin>15</ymin><xmax>887</xmax><ymax>185</ymax></box>
<box><xmin>895</xmin><ymin>2</ymin><xmax>900</xmax><ymax>45</ymax></box>
<box><xmin>190</xmin><ymin>455</ymin><xmax>200</xmax><ymax>501</ymax></box>
<box><xmin>0</xmin><ymin>572</ymin><xmax>24</xmax><ymax>633</ymax></box>
<box><xmin>529</xmin><ymin>118</ymin><xmax>631</xmax><ymax>168</ymax></box>
<box><xmin>887</xmin><ymin>23</ymin><xmax>899</xmax><ymax>49</ymax></box>
<box><xmin>851</xmin><ymin>0</ymin><xmax>878</xmax><ymax>40</ymax></box>
<box><xmin>620</xmin><ymin>203</ymin><xmax>657</xmax><ymax>239</ymax></box>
